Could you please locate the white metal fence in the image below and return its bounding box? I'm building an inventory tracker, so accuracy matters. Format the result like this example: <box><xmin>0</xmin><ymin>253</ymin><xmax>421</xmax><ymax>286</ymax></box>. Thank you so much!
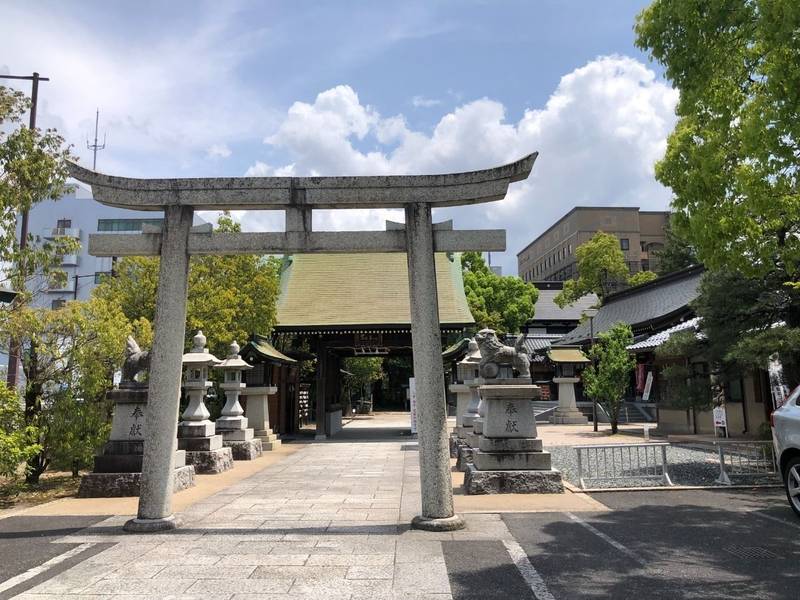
<box><xmin>713</xmin><ymin>440</ymin><xmax>778</xmax><ymax>485</ymax></box>
<box><xmin>575</xmin><ymin>443</ymin><xmax>673</xmax><ymax>489</ymax></box>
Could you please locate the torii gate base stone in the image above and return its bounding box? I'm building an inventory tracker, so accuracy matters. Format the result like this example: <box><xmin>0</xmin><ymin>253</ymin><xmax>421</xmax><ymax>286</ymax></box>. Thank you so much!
<box><xmin>67</xmin><ymin>153</ymin><xmax>537</xmax><ymax>533</ymax></box>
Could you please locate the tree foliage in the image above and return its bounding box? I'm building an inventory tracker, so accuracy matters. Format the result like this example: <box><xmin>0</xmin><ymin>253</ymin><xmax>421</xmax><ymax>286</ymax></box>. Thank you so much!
<box><xmin>635</xmin><ymin>1</ymin><xmax>800</xmax><ymax>286</ymax></box>
<box><xmin>582</xmin><ymin>323</ymin><xmax>635</xmax><ymax>434</ymax></box>
<box><xmin>628</xmin><ymin>270</ymin><xmax>658</xmax><ymax>287</ymax></box>
<box><xmin>94</xmin><ymin>214</ymin><xmax>281</xmax><ymax>357</ymax></box>
<box><xmin>0</xmin><ymin>382</ymin><xmax>41</xmax><ymax>479</ymax></box>
<box><xmin>554</xmin><ymin>232</ymin><xmax>630</xmax><ymax>307</ymax></box>
<box><xmin>655</xmin><ymin>216</ymin><xmax>698</xmax><ymax>276</ymax></box>
<box><xmin>461</xmin><ymin>251</ymin><xmax>538</xmax><ymax>333</ymax></box>
<box><xmin>656</xmin><ymin>329</ymin><xmax>712</xmax><ymax>433</ymax></box>
<box><xmin>0</xmin><ymin>86</ymin><xmax>78</xmax><ymax>298</ymax></box>
<box><xmin>4</xmin><ymin>298</ymin><xmax>128</xmax><ymax>482</ymax></box>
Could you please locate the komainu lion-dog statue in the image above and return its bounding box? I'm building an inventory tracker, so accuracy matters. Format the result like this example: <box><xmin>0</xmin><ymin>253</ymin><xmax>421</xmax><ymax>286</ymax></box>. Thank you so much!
<box><xmin>474</xmin><ymin>328</ymin><xmax>530</xmax><ymax>379</ymax></box>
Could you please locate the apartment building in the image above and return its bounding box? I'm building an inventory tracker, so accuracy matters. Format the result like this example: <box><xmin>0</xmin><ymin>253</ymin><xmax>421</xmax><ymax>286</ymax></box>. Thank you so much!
<box><xmin>517</xmin><ymin>207</ymin><xmax>669</xmax><ymax>282</ymax></box>
<box><xmin>23</xmin><ymin>184</ymin><xmax>189</xmax><ymax>308</ymax></box>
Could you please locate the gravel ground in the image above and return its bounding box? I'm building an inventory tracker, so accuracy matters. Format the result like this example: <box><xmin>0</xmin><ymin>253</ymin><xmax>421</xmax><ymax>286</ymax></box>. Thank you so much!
<box><xmin>548</xmin><ymin>443</ymin><xmax>782</xmax><ymax>489</ymax></box>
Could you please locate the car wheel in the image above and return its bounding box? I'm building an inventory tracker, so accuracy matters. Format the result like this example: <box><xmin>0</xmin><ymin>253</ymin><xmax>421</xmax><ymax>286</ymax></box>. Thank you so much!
<box><xmin>784</xmin><ymin>457</ymin><xmax>800</xmax><ymax>518</ymax></box>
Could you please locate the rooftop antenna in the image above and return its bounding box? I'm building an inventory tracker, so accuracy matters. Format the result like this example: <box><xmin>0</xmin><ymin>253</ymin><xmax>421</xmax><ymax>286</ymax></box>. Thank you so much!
<box><xmin>86</xmin><ymin>108</ymin><xmax>106</xmax><ymax>170</ymax></box>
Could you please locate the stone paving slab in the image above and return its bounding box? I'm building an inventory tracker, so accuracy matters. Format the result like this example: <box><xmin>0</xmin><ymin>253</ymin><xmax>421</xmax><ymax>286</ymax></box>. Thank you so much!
<box><xmin>11</xmin><ymin>434</ymin><xmax>598</xmax><ymax>599</ymax></box>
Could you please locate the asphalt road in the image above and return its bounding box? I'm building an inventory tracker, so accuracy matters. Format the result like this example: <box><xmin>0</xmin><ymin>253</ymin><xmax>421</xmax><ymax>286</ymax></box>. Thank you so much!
<box><xmin>0</xmin><ymin>514</ymin><xmax>109</xmax><ymax>599</ymax></box>
<box><xmin>496</xmin><ymin>488</ymin><xmax>799</xmax><ymax>600</ymax></box>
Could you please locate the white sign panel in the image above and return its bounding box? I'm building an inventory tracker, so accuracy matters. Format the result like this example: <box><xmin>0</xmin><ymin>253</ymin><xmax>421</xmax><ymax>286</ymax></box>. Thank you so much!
<box><xmin>409</xmin><ymin>377</ymin><xmax>417</xmax><ymax>435</ymax></box>
<box><xmin>642</xmin><ymin>371</ymin><xmax>654</xmax><ymax>401</ymax></box>
<box><xmin>713</xmin><ymin>405</ymin><xmax>728</xmax><ymax>428</ymax></box>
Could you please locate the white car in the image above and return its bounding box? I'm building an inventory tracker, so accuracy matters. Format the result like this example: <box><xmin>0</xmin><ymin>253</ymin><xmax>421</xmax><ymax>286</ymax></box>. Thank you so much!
<box><xmin>772</xmin><ymin>385</ymin><xmax>800</xmax><ymax>517</ymax></box>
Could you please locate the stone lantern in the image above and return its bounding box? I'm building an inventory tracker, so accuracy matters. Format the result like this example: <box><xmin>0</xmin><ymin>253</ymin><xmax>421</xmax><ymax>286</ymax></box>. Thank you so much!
<box><xmin>214</xmin><ymin>341</ymin><xmax>263</xmax><ymax>460</ymax></box>
<box><xmin>178</xmin><ymin>331</ymin><xmax>233</xmax><ymax>473</ymax></box>
<box><xmin>548</xmin><ymin>346</ymin><xmax>590</xmax><ymax>425</ymax></box>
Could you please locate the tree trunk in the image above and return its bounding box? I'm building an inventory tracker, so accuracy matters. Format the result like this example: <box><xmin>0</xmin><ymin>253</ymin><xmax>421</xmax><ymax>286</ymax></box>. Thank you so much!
<box><xmin>611</xmin><ymin>418</ymin><xmax>618</xmax><ymax>435</ymax></box>
<box><xmin>71</xmin><ymin>460</ymin><xmax>79</xmax><ymax>478</ymax></box>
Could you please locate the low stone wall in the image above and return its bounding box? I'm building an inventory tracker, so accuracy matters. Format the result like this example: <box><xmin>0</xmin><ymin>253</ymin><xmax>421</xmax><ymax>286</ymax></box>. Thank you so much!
<box><xmin>78</xmin><ymin>465</ymin><xmax>195</xmax><ymax>498</ymax></box>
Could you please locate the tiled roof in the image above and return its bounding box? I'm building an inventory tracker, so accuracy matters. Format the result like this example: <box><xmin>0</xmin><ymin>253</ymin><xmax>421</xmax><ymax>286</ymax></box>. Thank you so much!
<box><xmin>275</xmin><ymin>253</ymin><xmax>474</xmax><ymax>330</ymax></box>
<box><xmin>559</xmin><ymin>266</ymin><xmax>704</xmax><ymax>345</ymax></box>
<box><xmin>530</xmin><ymin>289</ymin><xmax>599</xmax><ymax>322</ymax></box>
<box><xmin>627</xmin><ymin>317</ymin><xmax>701</xmax><ymax>351</ymax></box>
<box><xmin>504</xmin><ymin>333</ymin><xmax>564</xmax><ymax>362</ymax></box>
<box><xmin>240</xmin><ymin>334</ymin><xmax>296</xmax><ymax>365</ymax></box>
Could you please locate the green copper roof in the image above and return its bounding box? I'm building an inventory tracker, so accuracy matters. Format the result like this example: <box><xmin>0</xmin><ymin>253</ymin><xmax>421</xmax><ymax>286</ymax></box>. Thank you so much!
<box><xmin>275</xmin><ymin>253</ymin><xmax>474</xmax><ymax>330</ymax></box>
<box><xmin>240</xmin><ymin>334</ymin><xmax>296</xmax><ymax>365</ymax></box>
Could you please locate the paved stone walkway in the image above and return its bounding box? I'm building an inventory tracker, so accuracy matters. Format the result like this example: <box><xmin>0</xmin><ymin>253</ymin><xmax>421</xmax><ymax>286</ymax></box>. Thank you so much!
<box><xmin>14</xmin><ymin>438</ymin><xmax>514</xmax><ymax>599</ymax></box>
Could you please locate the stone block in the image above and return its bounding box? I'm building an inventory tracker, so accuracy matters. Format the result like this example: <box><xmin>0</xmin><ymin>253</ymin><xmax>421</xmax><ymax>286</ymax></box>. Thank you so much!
<box><xmin>455</xmin><ymin>445</ymin><xmax>474</xmax><ymax>472</ymax></box>
<box><xmin>77</xmin><ymin>465</ymin><xmax>195</xmax><ymax>498</ymax></box>
<box><xmin>178</xmin><ymin>434</ymin><xmax>223</xmax><ymax>452</ymax></box>
<box><xmin>449</xmin><ymin>434</ymin><xmax>460</xmax><ymax>458</ymax></box>
<box><xmin>224</xmin><ymin>439</ymin><xmax>263</xmax><ymax>460</ymax></box>
<box><xmin>462</xmin><ymin>415</ymin><xmax>478</xmax><ymax>428</ymax></box>
<box><xmin>463</xmin><ymin>464</ymin><xmax>563</xmax><ymax>495</ymax></box>
<box><xmin>473</xmin><ymin>419</ymin><xmax>484</xmax><ymax>435</ymax></box>
<box><xmin>186</xmin><ymin>447</ymin><xmax>234</xmax><ymax>474</ymax></box>
<box><xmin>478</xmin><ymin>437</ymin><xmax>542</xmax><ymax>453</ymax></box>
<box><xmin>92</xmin><ymin>449</ymin><xmax>186</xmax><ymax>473</ymax></box>
<box><xmin>178</xmin><ymin>421</ymin><xmax>215</xmax><ymax>438</ymax></box>
<box><xmin>221</xmin><ymin>428</ymin><xmax>254</xmax><ymax>442</ymax></box>
<box><xmin>473</xmin><ymin>450</ymin><xmax>552</xmax><ymax>471</ymax></box>
<box><xmin>465</xmin><ymin>432</ymin><xmax>481</xmax><ymax>448</ymax></box>
<box><xmin>551</xmin><ymin>409</ymin><xmax>588</xmax><ymax>425</ymax></box>
<box><xmin>216</xmin><ymin>415</ymin><xmax>248</xmax><ymax>431</ymax></box>
<box><xmin>480</xmin><ymin>387</ymin><xmax>539</xmax><ymax>438</ymax></box>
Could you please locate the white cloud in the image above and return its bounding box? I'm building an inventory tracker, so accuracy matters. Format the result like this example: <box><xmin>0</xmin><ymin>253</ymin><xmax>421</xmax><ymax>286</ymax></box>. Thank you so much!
<box><xmin>243</xmin><ymin>56</ymin><xmax>678</xmax><ymax>273</ymax></box>
<box><xmin>206</xmin><ymin>143</ymin><xmax>232</xmax><ymax>159</ymax></box>
<box><xmin>412</xmin><ymin>95</ymin><xmax>442</xmax><ymax>108</ymax></box>
<box><xmin>0</xmin><ymin>3</ymin><xmax>277</xmax><ymax>176</ymax></box>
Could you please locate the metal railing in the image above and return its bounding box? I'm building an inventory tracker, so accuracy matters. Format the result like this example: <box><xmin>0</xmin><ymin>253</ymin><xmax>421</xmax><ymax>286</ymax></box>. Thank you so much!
<box><xmin>713</xmin><ymin>441</ymin><xmax>778</xmax><ymax>485</ymax></box>
<box><xmin>575</xmin><ymin>443</ymin><xmax>673</xmax><ymax>489</ymax></box>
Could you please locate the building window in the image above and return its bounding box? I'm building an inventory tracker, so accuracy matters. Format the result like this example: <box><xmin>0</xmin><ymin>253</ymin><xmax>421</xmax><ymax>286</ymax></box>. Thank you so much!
<box><xmin>56</xmin><ymin>219</ymin><xmax>72</xmax><ymax>229</ymax></box>
<box><xmin>51</xmin><ymin>299</ymin><xmax>66</xmax><ymax>310</ymax></box>
<box><xmin>97</xmin><ymin>218</ymin><xmax>164</xmax><ymax>232</ymax></box>
<box><xmin>568</xmin><ymin>244</ymin><xmax>572</xmax><ymax>255</ymax></box>
<box><xmin>620</xmin><ymin>238</ymin><xmax>630</xmax><ymax>251</ymax></box>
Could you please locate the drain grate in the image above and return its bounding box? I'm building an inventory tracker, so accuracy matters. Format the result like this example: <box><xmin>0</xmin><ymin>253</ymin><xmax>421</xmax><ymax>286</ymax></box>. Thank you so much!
<box><xmin>723</xmin><ymin>545</ymin><xmax>779</xmax><ymax>560</ymax></box>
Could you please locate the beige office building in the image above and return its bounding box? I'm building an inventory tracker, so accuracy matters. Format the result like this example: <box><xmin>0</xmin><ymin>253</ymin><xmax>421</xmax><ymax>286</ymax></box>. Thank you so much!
<box><xmin>517</xmin><ymin>207</ymin><xmax>669</xmax><ymax>282</ymax></box>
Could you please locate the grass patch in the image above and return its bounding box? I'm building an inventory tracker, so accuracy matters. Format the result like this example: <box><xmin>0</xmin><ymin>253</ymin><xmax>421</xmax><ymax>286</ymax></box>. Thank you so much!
<box><xmin>0</xmin><ymin>472</ymin><xmax>81</xmax><ymax>510</ymax></box>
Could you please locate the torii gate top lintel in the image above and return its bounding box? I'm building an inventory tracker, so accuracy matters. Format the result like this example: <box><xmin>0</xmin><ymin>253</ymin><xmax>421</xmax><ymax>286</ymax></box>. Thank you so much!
<box><xmin>66</xmin><ymin>152</ymin><xmax>537</xmax><ymax>211</ymax></box>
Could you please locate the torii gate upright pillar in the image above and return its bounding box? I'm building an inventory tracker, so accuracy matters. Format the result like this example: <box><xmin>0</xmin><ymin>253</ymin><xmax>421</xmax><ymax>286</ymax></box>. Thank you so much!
<box><xmin>405</xmin><ymin>203</ymin><xmax>463</xmax><ymax>529</ymax></box>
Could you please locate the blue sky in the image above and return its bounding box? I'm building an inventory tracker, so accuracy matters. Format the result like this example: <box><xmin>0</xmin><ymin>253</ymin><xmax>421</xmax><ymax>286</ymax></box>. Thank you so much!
<box><xmin>2</xmin><ymin>0</ymin><xmax>676</xmax><ymax>274</ymax></box>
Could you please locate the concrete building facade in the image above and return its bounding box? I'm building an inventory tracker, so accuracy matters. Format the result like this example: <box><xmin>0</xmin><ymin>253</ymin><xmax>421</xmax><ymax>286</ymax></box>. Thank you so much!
<box><xmin>517</xmin><ymin>207</ymin><xmax>669</xmax><ymax>282</ymax></box>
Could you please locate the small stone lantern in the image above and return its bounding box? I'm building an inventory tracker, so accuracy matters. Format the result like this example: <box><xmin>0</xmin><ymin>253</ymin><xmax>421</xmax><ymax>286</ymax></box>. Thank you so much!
<box><xmin>180</xmin><ymin>330</ymin><xmax>221</xmax><ymax>430</ymax></box>
<box><xmin>548</xmin><ymin>346</ymin><xmax>590</xmax><ymax>425</ymax></box>
<box><xmin>215</xmin><ymin>341</ymin><xmax>253</xmax><ymax>433</ymax></box>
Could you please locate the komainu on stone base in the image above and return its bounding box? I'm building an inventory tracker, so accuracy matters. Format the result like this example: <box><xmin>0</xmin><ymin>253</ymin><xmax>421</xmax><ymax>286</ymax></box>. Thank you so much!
<box><xmin>78</xmin><ymin>465</ymin><xmax>195</xmax><ymax>498</ymax></box>
<box><xmin>464</xmin><ymin>464</ymin><xmax>564</xmax><ymax>494</ymax></box>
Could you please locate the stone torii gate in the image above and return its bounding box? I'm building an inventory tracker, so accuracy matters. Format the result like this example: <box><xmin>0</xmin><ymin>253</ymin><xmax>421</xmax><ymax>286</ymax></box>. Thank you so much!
<box><xmin>67</xmin><ymin>153</ymin><xmax>537</xmax><ymax>532</ymax></box>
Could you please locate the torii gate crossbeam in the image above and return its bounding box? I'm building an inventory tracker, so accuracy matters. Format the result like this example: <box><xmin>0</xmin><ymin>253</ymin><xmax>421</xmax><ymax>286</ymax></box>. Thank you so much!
<box><xmin>67</xmin><ymin>153</ymin><xmax>537</xmax><ymax>533</ymax></box>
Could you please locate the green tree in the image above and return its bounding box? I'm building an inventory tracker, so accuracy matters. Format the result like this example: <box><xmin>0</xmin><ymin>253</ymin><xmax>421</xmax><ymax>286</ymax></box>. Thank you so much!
<box><xmin>0</xmin><ymin>382</ymin><xmax>41</xmax><ymax>479</ymax></box>
<box><xmin>628</xmin><ymin>270</ymin><xmax>658</xmax><ymax>287</ymax></box>
<box><xmin>5</xmin><ymin>297</ymin><xmax>129</xmax><ymax>482</ymax></box>
<box><xmin>341</xmin><ymin>357</ymin><xmax>384</xmax><ymax>411</ymax></box>
<box><xmin>554</xmin><ymin>232</ymin><xmax>630</xmax><ymax>307</ymax></box>
<box><xmin>582</xmin><ymin>323</ymin><xmax>635</xmax><ymax>434</ymax></box>
<box><xmin>0</xmin><ymin>86</ymin><xmax>78</xmax><ymax>298</ymax></box>
<box><xmin>94</xmin><ymin>214</ymin><xmax>281</xmax><ymax>357</ymax></box>
<box><xmin>461</xmin><ymin>251</ymin><xmax>538</xmax><ymax>333</ymax></box>
<box><xmin>635</xmin><ymin>1</ymin><xmax>800</xmax><ymax>305</ymax></box>
<box><xmin>656</xmin><ymin>329</ymin><xmax>712</xmax><ymax>434</ymax></box>
<box><xmin>655</xmin><ymin>216</ymin><xmax>698</xmax><ymax>276</ymax></box>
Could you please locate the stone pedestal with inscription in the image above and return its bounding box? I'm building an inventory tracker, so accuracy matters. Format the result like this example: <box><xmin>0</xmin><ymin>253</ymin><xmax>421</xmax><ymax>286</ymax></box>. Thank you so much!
<box><xmin>78</xmin><ymin>386</ymin><xmax>195</xmax><ymax>498</ymax></box>
<box><xmin>464</xmin><ymin>380</ymin><xmax>563</xmax><ymax>494</ymax></box>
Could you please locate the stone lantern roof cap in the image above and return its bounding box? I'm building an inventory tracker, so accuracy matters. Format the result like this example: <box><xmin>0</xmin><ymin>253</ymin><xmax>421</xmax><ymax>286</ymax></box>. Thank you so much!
<box><xmin>215</xmin><ymin>340</ymin><xmax>253</xmax><ymax>371</ymax></box>
<box><xmin>181</xmin><ymin>330</ymin><xmax>221</xmax><ymax>366</ymax></box>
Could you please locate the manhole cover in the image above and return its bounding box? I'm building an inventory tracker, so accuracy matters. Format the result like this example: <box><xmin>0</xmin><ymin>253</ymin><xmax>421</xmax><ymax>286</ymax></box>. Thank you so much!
<box><xmin>723</xmin><ymin>545</ymin><xmax>779</xmax><ymax>560</ymax></box>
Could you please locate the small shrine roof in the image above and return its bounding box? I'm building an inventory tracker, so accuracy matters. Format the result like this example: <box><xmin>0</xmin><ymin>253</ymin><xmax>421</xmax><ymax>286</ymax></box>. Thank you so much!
<box><xmin>240</xmin><ymin>333</ymin><xmax>297</xmax><ymax>365</ymax></box>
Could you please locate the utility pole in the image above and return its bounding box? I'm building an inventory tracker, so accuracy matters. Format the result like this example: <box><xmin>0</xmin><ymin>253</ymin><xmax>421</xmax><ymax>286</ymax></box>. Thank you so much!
<box><xmin>86</xmin><ymin>108</ymin><xmax>106</xmax><ymax>170</ymax></box>
<box><xmin>0</xmin><ymin>72</ymin><xmax>50</xmax><ymax>388</ymax></box>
